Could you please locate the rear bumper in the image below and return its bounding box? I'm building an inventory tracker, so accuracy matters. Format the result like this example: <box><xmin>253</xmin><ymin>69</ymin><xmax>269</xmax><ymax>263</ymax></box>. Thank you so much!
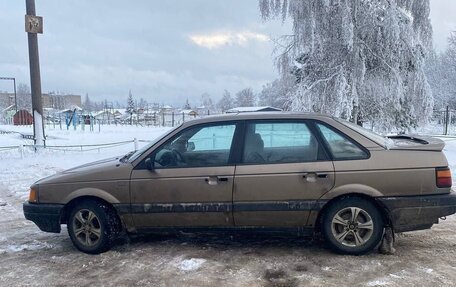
<box><xmin>377</xmin><ymin>193</ymin><xmax>456</xmax><ymax>232</ymax></box>
<box><xmin>23</xmin><ymin>202</ymin><xmax>63</xmax><ymax>233</ymax></box>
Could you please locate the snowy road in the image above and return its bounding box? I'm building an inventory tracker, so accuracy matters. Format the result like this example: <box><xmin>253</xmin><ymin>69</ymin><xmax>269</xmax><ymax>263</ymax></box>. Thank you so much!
<box><xmin>1</xmin><ymin>126</ymin><xmax>456</xmax><ymax>286</ymax></box>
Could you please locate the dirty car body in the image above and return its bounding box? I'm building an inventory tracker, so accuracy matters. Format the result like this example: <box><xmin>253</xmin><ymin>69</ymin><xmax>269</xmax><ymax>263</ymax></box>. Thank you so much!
<box><xmin>23</xmin><ymin>112</ymin><xmax>456</xmax><ymax>254</ymax></box>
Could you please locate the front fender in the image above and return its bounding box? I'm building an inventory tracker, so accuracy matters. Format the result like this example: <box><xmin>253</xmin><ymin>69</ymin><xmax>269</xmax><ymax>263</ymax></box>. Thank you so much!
<box><xmin>63</xmin><ymin>187</ymin><xmax>121</xmax><ymax>204</ymax></box>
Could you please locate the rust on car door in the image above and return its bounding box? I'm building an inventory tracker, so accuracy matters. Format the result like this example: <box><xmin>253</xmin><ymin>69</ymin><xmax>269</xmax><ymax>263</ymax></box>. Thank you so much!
<box><xmin>129</xmin><ymin>123</ymin><xmax>238</xmax><ymax>229</ymax></box>
<box><xmin>233</xmin><ymin>121</ymin><xmax>335</xmax><ymax>227</ymax></box>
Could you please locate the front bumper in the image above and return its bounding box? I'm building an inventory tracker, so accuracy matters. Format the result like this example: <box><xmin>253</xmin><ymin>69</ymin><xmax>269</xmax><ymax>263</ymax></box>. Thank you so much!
<box><xmin>377</xmin><ymin>193</ymin><xmax>456</xmax><ymax>232</ymax></box>
<box><xmin>23</xmin><ymin>202</ymin><xmax>64</xmax><ymax>233</ymax></box>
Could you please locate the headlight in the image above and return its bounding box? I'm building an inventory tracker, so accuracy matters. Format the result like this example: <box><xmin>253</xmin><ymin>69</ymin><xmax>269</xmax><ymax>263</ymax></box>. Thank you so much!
<box><xmin>29</xmin><ymin>186</ymin><xmax>38</xmax><ymax>203</ymax></box>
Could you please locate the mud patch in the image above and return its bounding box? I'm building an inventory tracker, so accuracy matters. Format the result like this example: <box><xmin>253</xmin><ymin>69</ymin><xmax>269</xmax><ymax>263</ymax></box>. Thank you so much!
<box><xmin>263</xmin><ymin>268</ymin><xmax>298</xmax><ymax>287</ymax></box>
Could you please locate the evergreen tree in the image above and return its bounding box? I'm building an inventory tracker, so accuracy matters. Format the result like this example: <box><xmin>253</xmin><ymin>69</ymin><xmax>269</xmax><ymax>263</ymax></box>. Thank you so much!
<box><xmin>83</xmin><ymin>93</ymin><xmax>92</xmax><ymax>112</ymax></box>
<box><xmin>126</xmin><ymin>90</ymin><xmax>135</xmax><ymax>125</ymax></box>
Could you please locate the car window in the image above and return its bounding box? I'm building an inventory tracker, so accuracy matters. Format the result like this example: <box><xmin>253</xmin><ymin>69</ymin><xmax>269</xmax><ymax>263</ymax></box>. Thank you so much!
<box><xmin>316</xmin><ymin>123</ymin><xmax>368</xmax><ymax>160</ymax></box>
<box><xmin>242</xmin><ymin>122</ymin><xmax>322</xmax><ymax>164</ymax></box>
<box><xmin>151</xmin><ymin>124</ymin><xmax>236</xmax><ymax>168</ymax></box>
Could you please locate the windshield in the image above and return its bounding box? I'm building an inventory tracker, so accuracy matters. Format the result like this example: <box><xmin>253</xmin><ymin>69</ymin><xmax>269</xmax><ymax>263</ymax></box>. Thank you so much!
<box><xmin>336</xmin><ymin>118</ymin><xmax>393</xmax><ymax>148</ymax></box>
<box><xmin>126</xmin><ymin>125</ymin><xmax>181</xmax><ymax>162</ymax></box>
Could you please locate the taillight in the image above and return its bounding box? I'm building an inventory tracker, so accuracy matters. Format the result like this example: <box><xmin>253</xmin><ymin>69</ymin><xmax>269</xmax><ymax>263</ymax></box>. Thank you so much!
<box><xmin>436</xmin><ymin>167</ymin><xmax>452</xmax><ymax>188</ymax></box>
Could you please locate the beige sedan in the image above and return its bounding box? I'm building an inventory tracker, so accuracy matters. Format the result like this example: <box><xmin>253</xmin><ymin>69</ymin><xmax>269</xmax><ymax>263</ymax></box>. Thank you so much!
<box><xmin>24</xmin><ymin>112</ymin><xmax>456</xmax><ymax>254</ymax></box>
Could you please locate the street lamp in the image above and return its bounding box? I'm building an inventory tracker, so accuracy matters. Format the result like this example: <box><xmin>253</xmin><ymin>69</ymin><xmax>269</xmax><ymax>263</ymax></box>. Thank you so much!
<box><xmin>0</xmin><ymin>77</ymin><xmax>17</xmax><ymax>113</ymax></box>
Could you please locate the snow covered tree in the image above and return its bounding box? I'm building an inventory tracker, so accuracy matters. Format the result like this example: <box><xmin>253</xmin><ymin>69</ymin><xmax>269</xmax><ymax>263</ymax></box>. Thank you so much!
<box><xmin>235</xmin><ymin>88</ymin><xmax>256</xmax><ymax>107</ymax></box>
<box><xmin>16</xmin><ymin>83</ymin><xmax>31</xmax><ymax>110</ymax></box>
<box><xmin>200</xmin><ymin>93</ymin><xmax>214</xmax><ymax>111</ymax></box>
<box><xmin>258</xmin><ymin>76</ymin><xmax>294</xmax><ymax>109</ymax></box>
<box><xmin>126</xmin><ymin>90</ymin><xmax>135</xmax><ymax>125</ymax></box>
<box><xmin>260</xmin><ymin>0</ymin><xmax>434</xmax><ymax>132</ymax></box>
<box><xmin>217</xmin><ymin>90</ymin><xmax>235</xmax><ymax>112</ymax></box>
<box><xmin>426</xmin><ymin>32</ymin><xmax>456</xmax><ymax>109</ymax></box>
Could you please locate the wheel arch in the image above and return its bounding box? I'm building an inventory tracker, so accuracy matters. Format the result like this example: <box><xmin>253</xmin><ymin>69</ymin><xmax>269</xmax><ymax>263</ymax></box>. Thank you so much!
<box><xmin>62</xmin><ymin>187</ymin><xmax>121</xmax><ymax>205</ymax></box>
<box><xmin>315</xmin><ymin>193</ymin><xmax>392</xmax><ymax>232</ymax></box>
<box><xmin>60</xmin><ymin>195</ymin><xmax>121</xmax><ymax>225</ymax></box>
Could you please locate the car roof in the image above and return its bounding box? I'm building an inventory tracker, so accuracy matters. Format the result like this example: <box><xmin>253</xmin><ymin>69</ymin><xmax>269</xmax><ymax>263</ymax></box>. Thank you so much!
<box><xmin>182</xmin><ymin>112</ymin><xmax>334</xmax><ymax>126</ymax></box>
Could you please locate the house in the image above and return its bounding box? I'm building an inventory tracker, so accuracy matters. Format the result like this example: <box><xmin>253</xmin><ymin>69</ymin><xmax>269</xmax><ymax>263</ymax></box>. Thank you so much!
<box><xmin>225</xmin><ymin>106</ymin><xmax>282</xmax><ymax>113</ymax></box>
<box><xmin>160</xmin><ymin>105</ymin><xmax>174</xmax><ymax>114</ymax></box>
<box><xmin>196</xmin><ymin>106</ymin><xmax>210</xmax><ymax>115</ymax></box>
<box><xmin>13</xmin><ymin>110</ymin><xmax>33</xmax><ymax>125</ymax></box>
<box><xmin>94</xmin><ymin>110</ymin><xmax>116</xmax><ymax>124</ymax></box>
<box><xmin>180</xmin><ymin>109</ymin><xmax>198</xmax><ymax>117</ymax></box>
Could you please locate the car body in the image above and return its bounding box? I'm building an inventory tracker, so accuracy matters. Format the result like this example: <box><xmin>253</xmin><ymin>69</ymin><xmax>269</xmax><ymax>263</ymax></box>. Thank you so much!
<box><xmin>23</xmin><ymin>112</ymin><xmax>456</xmax><ymax>254</ymax></box>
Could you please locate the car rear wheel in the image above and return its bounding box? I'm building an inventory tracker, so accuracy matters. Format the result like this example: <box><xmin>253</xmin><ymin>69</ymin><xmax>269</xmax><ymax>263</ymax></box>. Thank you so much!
<box><xmin>322</xmin><ymin>197</ymin><xmax>384</xmax><ymax>255</ymax></box>
<box><xmin>67</xmin><ymin>200</ymin><xmax>120</xmax><ymax>254</ymax></box>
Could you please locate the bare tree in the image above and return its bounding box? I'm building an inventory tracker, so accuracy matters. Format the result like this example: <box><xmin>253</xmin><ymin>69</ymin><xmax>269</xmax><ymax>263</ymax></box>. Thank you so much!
<box><xmin>16</xmin><ymin>83</ymin><xmax>31</xmax><ymax>110</ymax></box>
<box><xmin>217</xmin><ymin>90</ymin><xmax>234</xmax><ymax>112</ymax></box>
<box><xmin>235</xmin><ymin>88</ymin><xmax>256</xmax><ymax>107</ymax></box>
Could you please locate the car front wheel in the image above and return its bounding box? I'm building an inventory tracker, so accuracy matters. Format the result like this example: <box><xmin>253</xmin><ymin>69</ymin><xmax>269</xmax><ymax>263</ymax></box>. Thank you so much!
<box><xmin>67</xmin><ymin>200</ymin><xmax>120</xmax><ymax>254</ymax></box>
<box><xmin>321</xmin><ymin>197</ymin><xmax>384</xmax><ymax>255</ymax></box>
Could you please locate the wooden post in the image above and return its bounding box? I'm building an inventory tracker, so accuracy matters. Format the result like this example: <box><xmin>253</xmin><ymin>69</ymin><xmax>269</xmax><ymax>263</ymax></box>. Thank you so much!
<box><xmin>26</xmin><ymin>0</ymin><xmax>45</xmax><ymax>147</ymax></box>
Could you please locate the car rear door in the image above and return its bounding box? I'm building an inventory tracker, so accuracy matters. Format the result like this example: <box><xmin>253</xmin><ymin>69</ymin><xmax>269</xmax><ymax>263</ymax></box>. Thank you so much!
<box><xmin>233</xmin><ymin>120</ymin><xmax>335</xmax><ymax>227</ymax></box>
<box><xmin>130</xmin><ymin>122</ymin><xmax>239</xmax><ymax>229</ymax></box>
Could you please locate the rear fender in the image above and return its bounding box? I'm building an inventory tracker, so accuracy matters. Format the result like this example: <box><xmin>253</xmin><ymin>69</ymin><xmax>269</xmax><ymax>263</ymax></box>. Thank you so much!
<box><xmin>320</xmin><ymin>184</ymin><xmax>384</xmax><ymax>200</ymax></box>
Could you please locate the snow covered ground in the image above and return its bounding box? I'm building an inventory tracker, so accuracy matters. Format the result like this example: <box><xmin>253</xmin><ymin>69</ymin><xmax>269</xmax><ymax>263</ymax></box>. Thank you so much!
<box><xmin>1</xmin><ymin>125</ymin><xmax>456</xmax><ymax>286</ymax></box>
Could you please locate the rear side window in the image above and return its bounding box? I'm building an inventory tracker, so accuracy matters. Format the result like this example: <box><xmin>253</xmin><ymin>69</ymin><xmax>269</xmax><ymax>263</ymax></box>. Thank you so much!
<box><xmin>242</xmin><ymin>122</ymin><xmax>323</xmax><ymax>164</ymax></box>
<box><xmin>316</xmin><ymin>123</ymin><xmax>368</xmax><ymax>160</ymax></box>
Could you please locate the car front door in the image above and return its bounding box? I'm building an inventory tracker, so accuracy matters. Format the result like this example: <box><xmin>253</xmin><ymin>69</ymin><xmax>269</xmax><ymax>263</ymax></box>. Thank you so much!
<box><xmin>233</xmin><ymin>120</ymin><xmax>335</xmax><ymax>227</ymax></box>
<box><xmin>130</xmin><ymin>122</ymin><xmax>238</xmax><ymax>230</ymax></box>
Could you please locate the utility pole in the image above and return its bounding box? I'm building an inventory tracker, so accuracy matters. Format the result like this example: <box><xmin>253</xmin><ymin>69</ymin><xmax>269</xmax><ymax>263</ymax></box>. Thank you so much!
<box><xmin>25</xmin><ymin>0</ymin><xmax>45</xmax><ymax>147</ymax></box>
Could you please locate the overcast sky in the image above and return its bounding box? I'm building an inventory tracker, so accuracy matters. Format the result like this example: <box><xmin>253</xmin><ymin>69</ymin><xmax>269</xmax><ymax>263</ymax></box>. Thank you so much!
<box><xmin>0</xmin><ymin>1</ymin><xmax>455</xmax><ymax>106</ymax></box>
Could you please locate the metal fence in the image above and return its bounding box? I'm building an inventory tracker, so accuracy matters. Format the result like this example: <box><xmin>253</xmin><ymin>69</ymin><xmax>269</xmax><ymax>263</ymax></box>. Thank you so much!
<box><xmin>1</xmin><ymin>110</ymin><xmax>221</xmax><ymax>132</ymax></box>
<box><xmin>424</xmin><ymin>107</ymin><xmax>456</xmax><ymax>136</ymax></box>
<box><xmin>4</xmin><ymin>107</ymin><xmax>456</xmax><ymax>135</ymax></box>
<box><xmin>0</xmin><ymin>138</ymin><xmax>147</xmax><ymax>159</ymax></box>
<box><xmin>44</xmin><ymin>111</ymin><xmax>219</xmax><ymax>130</ymax></box>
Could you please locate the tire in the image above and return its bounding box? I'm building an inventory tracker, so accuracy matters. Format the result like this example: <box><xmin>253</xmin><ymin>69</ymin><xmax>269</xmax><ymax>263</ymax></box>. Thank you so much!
<box><xmin>67</xmin><ymin>200</ymin><xmax>121</xmax><ymax>254</ymax></box>
<box><xmin>321</xmin><ymin>197</ymin><xmax>384</xmax><ymax>255</ymax></box>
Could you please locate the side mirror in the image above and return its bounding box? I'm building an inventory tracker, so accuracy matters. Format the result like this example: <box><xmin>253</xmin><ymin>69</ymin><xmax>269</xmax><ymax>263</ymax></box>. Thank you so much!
<box><xmin>187</xmin><ymin>141</ymin><xmax>195</xmax><ymax>151</ymax></box>
<box><xmin>144</xmin><ymin>158</ymin><xmax>154</xmax><ymax>171</ymax></box>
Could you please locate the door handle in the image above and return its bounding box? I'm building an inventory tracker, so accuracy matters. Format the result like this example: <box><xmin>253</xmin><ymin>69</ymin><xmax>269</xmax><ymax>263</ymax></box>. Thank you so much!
<box><xmin>302</xmin><ymin>172</ymin><xmax>328</xmax><ymax>179</ymax></box>
<box><xmin>205</xmin><ymin>176</ymin><xmax>229</xmax><ymax>185</ymax></box>
<box><xmin>316</xmin><ymin>173</ymin><xmax>328</xmax><ymax>178</ymax></box>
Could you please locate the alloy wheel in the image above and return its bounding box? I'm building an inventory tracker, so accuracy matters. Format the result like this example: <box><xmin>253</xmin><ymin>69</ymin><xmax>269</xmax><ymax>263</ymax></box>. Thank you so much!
<box><xmin>72</xmin><ymin>209</ymin><xmax>102</xmax><ymax>247</ymax></box>
<box><xmin>330</xmin><ymin>207</ymin><xmax>374</xmax><ymax>247</ymax></box>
